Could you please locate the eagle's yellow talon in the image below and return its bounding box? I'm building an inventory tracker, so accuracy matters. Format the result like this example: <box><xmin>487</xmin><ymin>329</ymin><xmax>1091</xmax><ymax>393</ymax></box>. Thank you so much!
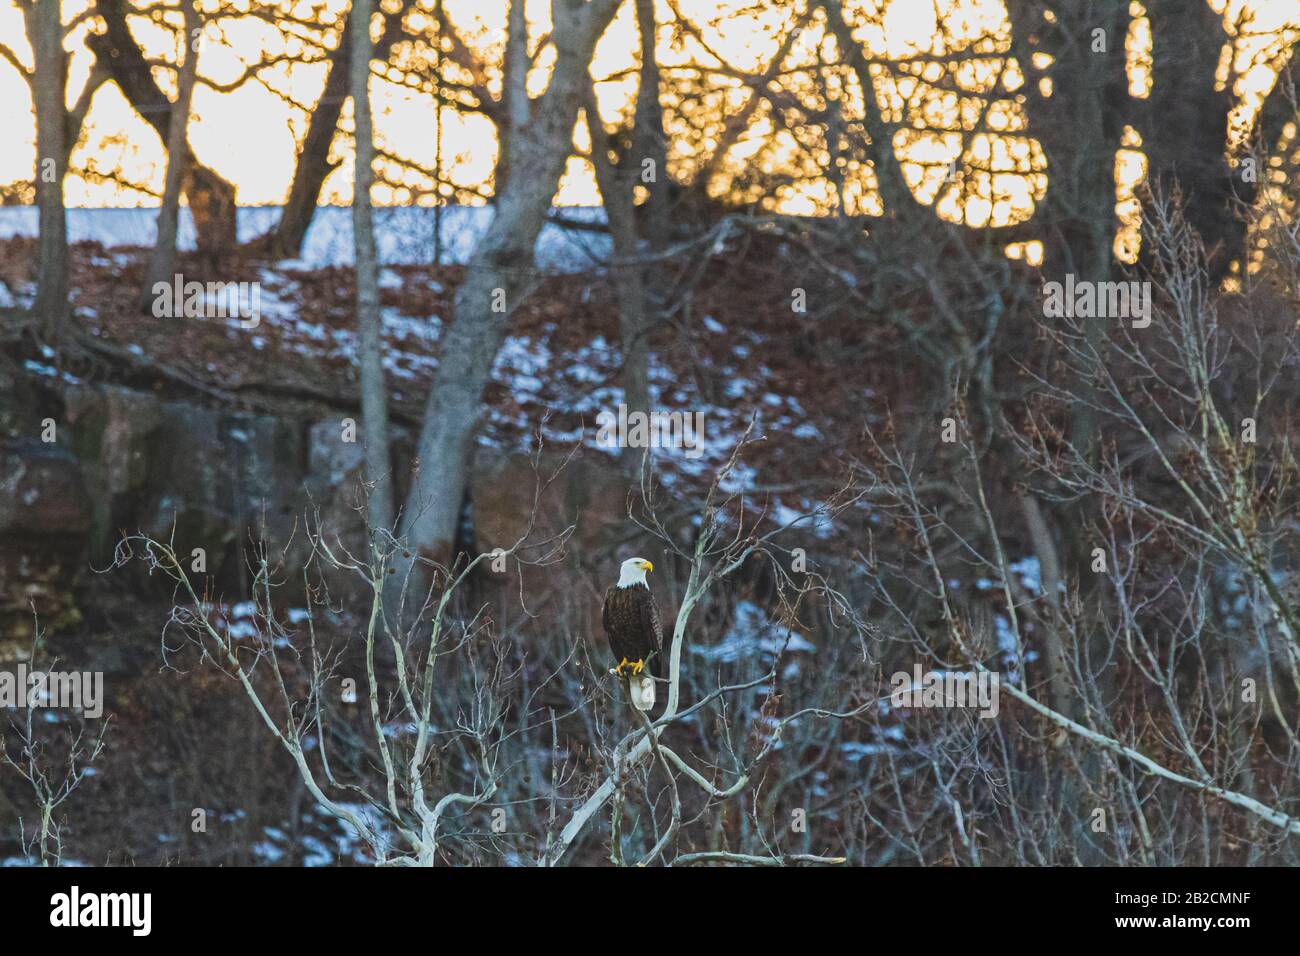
<box><xmin>614</xmin><ymin>657</ymin><xmax>630</xmax><ymax>677</ymax></box>
<box><xmin>630</xmin><ymin>659</ymin><xmax>645</xmax><ymax>675</ymax></box>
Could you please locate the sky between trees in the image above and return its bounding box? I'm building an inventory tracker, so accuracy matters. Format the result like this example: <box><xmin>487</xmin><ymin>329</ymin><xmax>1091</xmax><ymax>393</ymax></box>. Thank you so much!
<box><xmin>0</xmin><ymin>0</ymin><xmax>1295</xmax><ymax>253</ymax></box>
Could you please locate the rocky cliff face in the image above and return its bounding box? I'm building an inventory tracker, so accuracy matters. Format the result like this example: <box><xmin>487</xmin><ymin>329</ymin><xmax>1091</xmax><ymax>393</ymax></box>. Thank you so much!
<box><xmin>0</xmin><ymin>375</ymin><xmax>644</xmax><ymax>659</ymax></box>
<box><xmin>0</xmin><ymin>440</ymin><xmax>91</xmax><ymax>650</ymax></box>
<box><xmin>0</xmin><ymin>380</ymin><xmax>348</xmax><ymax>658</ymax></box>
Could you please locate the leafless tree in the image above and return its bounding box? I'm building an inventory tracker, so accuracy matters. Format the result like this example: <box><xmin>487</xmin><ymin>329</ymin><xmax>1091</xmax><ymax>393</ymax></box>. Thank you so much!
<box><xmin>391</xmin><ymin>0</ymin><xmax>623</xmax><ymax>574</ymax></box>
<box><xmin>140</xmin><ymin>0</ymin><xmax>202</xmax><ymax>312</ymax></box>
<box><xmin>1</xmin><ymin>626</ymin><xmax>108</xmax><ymax>867</ymax></box>
<box><xmin>18</xmin><ymin>0</ymin><xmax>78</xmax><ymax>339</ymax></box>
<box><xmin>352</xmin><ymin>0</ymin><xmax>394</xmax><ymax>534</ymax></box>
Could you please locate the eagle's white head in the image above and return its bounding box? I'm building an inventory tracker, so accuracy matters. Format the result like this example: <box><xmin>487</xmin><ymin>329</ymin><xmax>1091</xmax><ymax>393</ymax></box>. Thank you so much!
<box><xmin>617</xmin><ymin>557</ymin><xmax>654</xmax><ymax>588</ymax></box>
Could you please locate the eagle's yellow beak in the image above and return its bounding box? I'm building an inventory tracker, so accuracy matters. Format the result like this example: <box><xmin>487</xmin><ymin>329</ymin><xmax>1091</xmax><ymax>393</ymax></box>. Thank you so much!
<box><xmin>640</xmin><ymin>560</ymin><xmax>654</xmax><ymax>573</ymax></box>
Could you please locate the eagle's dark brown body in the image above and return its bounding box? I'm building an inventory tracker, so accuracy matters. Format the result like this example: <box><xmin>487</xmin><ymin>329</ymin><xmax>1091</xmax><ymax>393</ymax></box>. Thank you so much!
<box><xmin>602</xmin><ymin>582</ymin><xmax>663</xmax><ymax>675</ymax></box>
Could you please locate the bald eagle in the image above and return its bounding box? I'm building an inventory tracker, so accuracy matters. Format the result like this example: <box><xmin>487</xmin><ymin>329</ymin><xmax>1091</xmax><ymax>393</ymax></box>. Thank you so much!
<box><xmin>603</xmin><ymin>557</ymin><xmax>664</xmax><ymax>712</ymax></box>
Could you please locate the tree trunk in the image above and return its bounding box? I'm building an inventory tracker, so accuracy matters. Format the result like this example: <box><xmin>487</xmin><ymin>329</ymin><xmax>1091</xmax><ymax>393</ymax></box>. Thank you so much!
<box><xmin>1008</xmin><ymin>0</ymin><xmax>1128</xmax><ymax>459</ymax></box>
<box><xmin>632</xmin><ymin>0</ymin><xmax>670</xmax><ymax>254</ymax></box>
<box><xmin>586</xmin><ymin>84</ymin><xmax>650</xmax><ymax>422</ymax></box>
<box><xmin>583</xmin><ymin>0</ymin><xmax>666</xmax><ymax>425</ymax></box>
<box><xmin>141</xmin><ymin>1</ymin><xmax>200</xmax><ymax>311</ymax></box>
<box><xmin>270</xmin><ymin>11</ymin><xmax>355</xmax><ymax>261</ymax></box>
<box><xmin>351</xmin><ymin>0</ymin><xmax>394</xmax><ymax>535</ymax></box>
<box><xmin>390</xmin><ymin>0</ymin><xmax>622</xmax><ymax>576</ymax></box>
<box><xmin>493</xmin><ymin>0</ymin><xmax>531</xmax><ymax>199</ymax></box>
<box><xmin>28</xmin><ymin>0</ymin><xmax>68</xmax><ymax>340</ymax></box>
<box><xmin>1007</xmin><ymin>0</ymin><xmax>1130</xmax><ymax>866</ymax></box>
<box><xmin>89</xmin><ymin>0</ymin><xmax>237</xmax><ymax>255</ymax></box>
<box><xmin>269</xmin><ymin>4</ymin><xmax>408</xmax><ymax>260</ymax></box>
<box><xmin>1140</xmin><ymin>0</ymin><xmax>1240</xmax><ymax>277</ymax></box>
<box><xmin>820</xmin><ymin>0</ymin><xmax>914</xmax><ymax>217</ymax></box>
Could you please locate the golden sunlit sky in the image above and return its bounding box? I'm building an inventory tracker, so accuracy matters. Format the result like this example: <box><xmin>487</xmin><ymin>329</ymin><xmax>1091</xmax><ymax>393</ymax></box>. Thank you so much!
<box><xmin>0</xmin><ymin>0</ymin><xmax>1296</xmax><ymax>244</ymax></box>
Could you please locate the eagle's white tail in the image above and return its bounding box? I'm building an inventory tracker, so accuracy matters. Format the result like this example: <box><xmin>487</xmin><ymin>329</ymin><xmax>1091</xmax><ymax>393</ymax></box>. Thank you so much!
<box><xmin>629</xmin><ymin>674</ymin><xmax>655</xmax><ymax>711</ymax></box>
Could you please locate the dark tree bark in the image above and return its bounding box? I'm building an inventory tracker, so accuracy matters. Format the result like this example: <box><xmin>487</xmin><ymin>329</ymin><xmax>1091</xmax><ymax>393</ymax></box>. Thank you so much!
<box><xmin>1009</xmin><ymin>0</ymin><xmax>1129</xmax><ymax>283</ymax></box>
<box><xmin>141</xmin><ymin>1</ymin><xmax>201</xmax><ymax>311</ymax></box>
<box><xmin>89</xmin><ymin>0</ymin><xmax>237</xmax><ymax>255</ymax></box>
<box><xmin>632</xmin><ymin>0</ymin><xmax>670</xmax><ymax>253</ymax></box>
<box><xmin>1008</xmin><ymin>0</ymin><xmax>1129</xmax><ymax>469</ymax></box>
<box><xmin>586</xmin><ymin>84</ymin><xmax>650</xmax><ymax>421</ymax></box>
<box><xmin>820</xmin><ymin>0</ymin><xmax>915</xmax><ymax>217</ymax></box>
<box><xmin>268</xmin><ymin>11</ymin><xmax>357</xmax><ymax>261</ymax></box>
<box><xmin>27</xmin><ymin>0</ymin><xmax>68</xmax><ymax>339</ymax></box>
<box><xmin>1140</xmin><ymin>0</ymin><xmax>1243</xmax><ymax>276</ymax></box>
<box><xmin>586</xmin><ymin>0</ymin><xmax>668</xmax><ymax>424</ymax></box>
<box><xmin>1007</xmin><ymin>0</ymin><xmax>1132</xmax><ymax>867</ymax></box>
<box><xmin>1252</xmin><ymin>62</ymin><xmax>1296</xmax><ymax>165</ymax></box>
<box><xmin>268</xmin><ymin>3</ymin><xmax>409</xmax><ymax>260</ymax></box>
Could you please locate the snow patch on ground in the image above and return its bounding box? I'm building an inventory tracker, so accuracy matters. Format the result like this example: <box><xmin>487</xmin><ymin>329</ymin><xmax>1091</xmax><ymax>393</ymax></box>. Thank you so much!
<box><xmin>693</xmin><ymin>600</ymin><xmax>817</xmax><ymax>664</ymax></box>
